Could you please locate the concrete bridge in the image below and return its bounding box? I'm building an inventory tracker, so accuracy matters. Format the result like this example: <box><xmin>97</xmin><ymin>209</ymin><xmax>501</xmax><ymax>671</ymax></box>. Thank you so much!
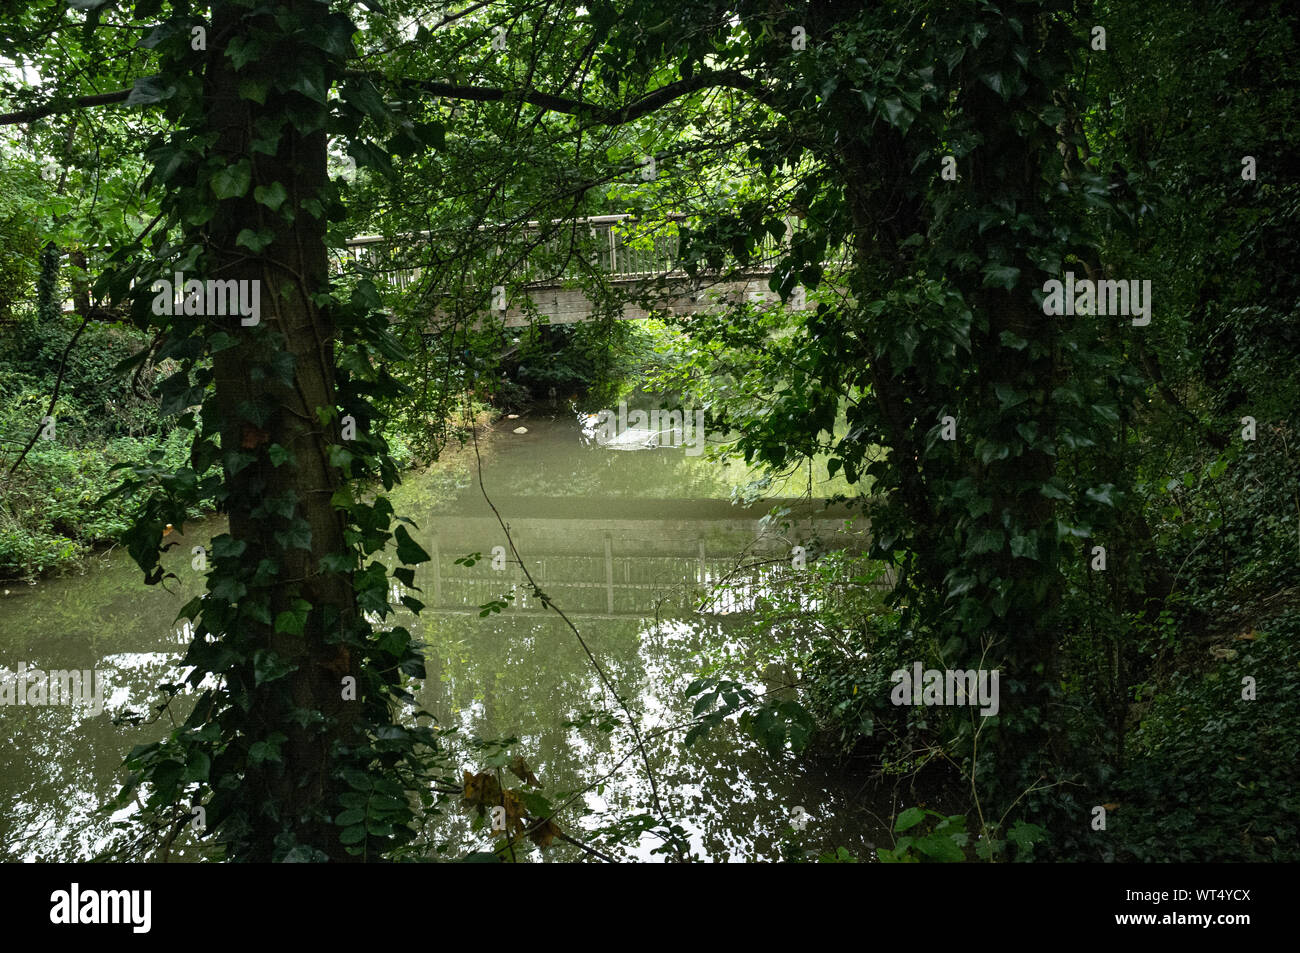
<box><xmin>338</xmin><ymin>214</ymin><xmax>848</xmax><ymax>327</ymax></box>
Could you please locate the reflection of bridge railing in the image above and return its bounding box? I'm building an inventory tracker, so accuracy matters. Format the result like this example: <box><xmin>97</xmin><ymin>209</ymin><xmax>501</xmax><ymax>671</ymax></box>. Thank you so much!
<box><xmin>412</xmin><ymin>505</ymin><xmax>883</xmax><ymax>619</ymax></box>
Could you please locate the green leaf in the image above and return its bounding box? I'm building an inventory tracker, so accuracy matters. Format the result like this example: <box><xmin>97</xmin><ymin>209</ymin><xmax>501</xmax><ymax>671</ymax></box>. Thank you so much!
<box><xmin>126</xmin><ymin>75</ymin><xmax>173</xmax><ymax>106</ymax></box>
<box><xmin>1010</xmin><ymin>534</ymin><xmax>1037</xmax><ymax>559</ymax></box>
<box><xmin>1039</xmin><ymin>481</ymin><xmax>1071</xmax><ymax>501</ymax></box>
<box><xmin>210</xmin><ymin>161</ymin><xmax>252</xmax><ymax>200</ymax></box>
<box><xmin>881</xmin><ymin>97</ymin><xmax>914</xmax><ymax>133</ymax></box>
<box><xmin>183</xmin><ymin>750</ymin><xmax>211</xmax><ymax>782</ymax></box>
<box><xmin>253</xmin><ymin>648</ymin><xmax>298</xmax><ymax>686</ymax></box>
<box><xmin>225</xmin><ymin>35</ymin><xmax>266</xmax><ymax>70</ymax></box>
<box><xmin>981</xmin><ymin>72</ymin><xmax>1007</xmax><ymax>97</ymax></box>
<box><xmin>274</xmin><ymin>598</ymin><xmax>311</xmax><ymax>635</ymax></box>
<box><xmin>210</xmin><ymin>574</ymin><xmax>247</xmax><ymax>603</ymax></box>
<box><xmin>914</xmin><ymin>832</ymin><xmax>966</xmax><ymax>862</ymax></box>
<box><xmin>254</xmin><ymin>182</ymin><xmax>288</xmax><ymax>211</ymax></box>
<box><xmin>275</xmin><ymin>520</ymin><xmax>313</xmax><ymax>551</ymax></box>
<box><xmin>238</xmin><ymin>78</ymin><xmax>270</xmax><ymax>104</ymax></box>
<box><xmin>968</xmin><ymin>527</ymin><xmax>1004</xmax><ymax>554</ymax></box>
<box><xmin>894</xmin><ymin>807</ymin><xmax>927</xmax><ymax>832</ymax></box>
<box><xmin>994</xmin><ymin>381</ymin><xmax>1027</xmax><ymax>408</ymax></box>
<box><xmin>982</xmin><ymin>264</ymin><xmax>1021</xmax><ymax>289</ymax></box>
<box><xmin>394</xmin><ymin>525</ymin><xmax>430</xmax><ymax>565</ymax></box>
<box><xmin>287</xmin><ymin>68</ymin><xmax>329</xmax><ymax>104</ymax></box>
<box><xmin>211</xmin><ymin>535</ymin><xmax>247</xmax><ymax>560</ymax></box>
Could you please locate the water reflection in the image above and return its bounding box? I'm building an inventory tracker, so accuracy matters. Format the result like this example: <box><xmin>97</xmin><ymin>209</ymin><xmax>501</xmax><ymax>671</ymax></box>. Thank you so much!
<box><xmin>0</xmin><ymin>410</ymin><xmax>885</xmax><ymax>861</ymax></box>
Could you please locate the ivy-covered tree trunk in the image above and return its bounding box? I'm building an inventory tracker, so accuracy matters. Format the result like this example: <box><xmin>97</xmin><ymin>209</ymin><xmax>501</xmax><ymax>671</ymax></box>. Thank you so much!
<box><xmin>946</xmin><ymin>7</ymin><xmax>1074</xmax><ymax>806</ymax></box>
<box><xmin>833</xmin><ymin>4</ymin><xmax>1078</xmax><ymax>814</ymax></box>
<box><xmin>97</xmin><ymin>0</ymin><xmax>433</xmax><ymax>864</ymax></box>
<box><xmin>200</xmin><ymin>1</ymin><xmax>361</xmax><ymax>860</ymax></box>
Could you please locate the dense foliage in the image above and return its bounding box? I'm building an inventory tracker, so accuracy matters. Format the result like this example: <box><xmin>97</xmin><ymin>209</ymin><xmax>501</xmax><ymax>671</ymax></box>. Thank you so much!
<box><xmin>0</xmin><ymin>0</ymin><xmax>1294</xmax><ymax>862</ymax></box>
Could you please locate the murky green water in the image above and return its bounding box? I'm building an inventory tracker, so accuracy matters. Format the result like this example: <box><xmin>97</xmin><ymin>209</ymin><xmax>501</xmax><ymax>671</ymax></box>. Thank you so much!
<box><xmin>0</xmin><ymin>407</ymin><xmax>889</xmax><ymax>861</ymax></box>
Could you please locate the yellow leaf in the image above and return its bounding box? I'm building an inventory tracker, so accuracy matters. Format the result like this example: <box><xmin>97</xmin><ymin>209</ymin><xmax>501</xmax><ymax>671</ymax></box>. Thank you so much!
<box><xmin>509</xmin><ymin>755</ymin><xmax>541</xmax><ymax>787</ymax></box>
<box><xmin>527</xmin><ymin>817</ymin><xmax>562</xmax><ymax>848</ymax></box>
<box><xmin>461</xmin><ymin>770</ymin><xmax>500</xmax><ymax>808</ymax></box>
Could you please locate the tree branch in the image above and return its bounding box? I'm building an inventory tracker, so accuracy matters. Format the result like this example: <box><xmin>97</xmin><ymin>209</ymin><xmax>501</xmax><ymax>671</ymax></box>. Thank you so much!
<box><xmin>0</xmin><ymin>88</ymin><xmax>132</xmax><ymax>126</ymax></box>
<box><xmin>6</xmin><ymin>312</ymin><xmax>93</xmax><ymax>476</ymax></box>
<box><xmin>2</xmin><ymin>68</ymin><xmax>774</xmax><ymax>129</ymax></box>
<box><xmin>349</xmin><ymin>68</ymin><xmax>772</xmax><ymax>126</ymax></box>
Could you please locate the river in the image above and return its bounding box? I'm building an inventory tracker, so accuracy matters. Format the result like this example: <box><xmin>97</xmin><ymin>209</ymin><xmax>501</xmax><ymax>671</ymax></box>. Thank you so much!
<box><xmin>0</xmin><ymin>406</ymin><xmax>893</xmax><ymax>861</ymax></box>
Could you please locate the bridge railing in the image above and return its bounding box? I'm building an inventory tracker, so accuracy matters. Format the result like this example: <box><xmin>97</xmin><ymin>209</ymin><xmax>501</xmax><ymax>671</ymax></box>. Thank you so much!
<box><xmin>54</xmin><ymin>214</ymin><xmax>835</xmax><ymax>313</ymax></box>
<box><xmin>334</xmin><ymin>213</ymin><xmax>813</xmax><ymax>293</ymax></box>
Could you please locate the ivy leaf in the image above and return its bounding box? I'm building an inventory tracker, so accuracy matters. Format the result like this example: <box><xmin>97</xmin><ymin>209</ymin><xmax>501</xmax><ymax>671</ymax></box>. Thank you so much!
<box><xmin>126</xmin><ymin>75</ymin><xmax>173</xmax><ymax>106</ymax></box>
<box><xmin>994</xmin><ymin>381</ymin><xmax>1027</xmax><ymax>409</ymax></box>
<box><xmin>254</xmin><ymin>182</ymin><xmax>288</xmax><ymax>211</ymax></box>
<box><xmin>274</xmin><ymin>598</ymin><xmax>312</xmax><ymax>635</ymax></box>
<box><xmin>225</xmin><ymin>35</ymin><xmax>266</xmax><ymax>70</ymax></box>
<box><xmin>210</xmin><ymin>160</ymin><xmax>252</xmax><ymax>200</ymax></box>
<box><xmin>968</xmin><ymin>527</ymin><xmax>1004</xmax><ymax>554</ymax></box>
<box><xmin>244</xmin><ymin>599</ymin><xmax>272</xmax><ymax>625</ymax></box>
<box><xmin>211</xmin><ymin>535</ymin><xmax>247</xmax><ymax>560</ymax></box>
<box><xmin>210</xmin><ymin>574</ymin><xmax>247</xmax><ymax>603</ymax></box>
<box><xmin>394</xmin><ymin>525</ymin><xmax>430</xmax><ymax>565</ymax></box>
<box><xmin>321</xmin><ymin>552</ymin><xmax>354</xmax><ymax>573</ymax></box>
<box><xmin>286</xmin><ymin>67</ymin><xmax>329</xmax><ymax>104</ymax></box>
<box><xmin>253</xmin><ymin>649</ymin><xmax>297</xmax><ymax>685</ymax></box>
<box><xmin>881</xmin><ymin>98</ymin><xmax>914</xmax><ymax>133</ymax></box>
<box><xmin>1086</xmin><ymin>484</ymin><xmax>1117</xmax><ymax>507</ymax></box>
<box><xmin>275</xmin><ymin>520</ymin><xmax>313</xmax><ymax>551</ymax></box>
<box><xmin>182</xmin><ymin>750</ymin><xmax>211</xmax><ymax>782</ymax></box>
<box><xmin>1010</xmin><ymin>534</ymin><xmax>1038</xmax><ymax>559</ymax></box>
<box><xmin>982</xmin><ymin>264</ymin><xmax>1021</xmax><ymax>289</ymax></box>
<box><xmin>1039</xmin><ymin>482</ymin><xmax>1072</xmax><ymax>501</ymax></box>
<box><xmin>981</xmin><ymin>72</ymin><xmax>1008</xmax><ymax>98</ymax></box>
<box><xmin>342</xmin><ymin>80</ymin><xmax>387</xmax><ymax>118</ymax></box>
<box><xmin>238</xmin><ymin>78</ymin><xmax>270</xmax><ymax>104</ymax></box>
<box><xmin>268</xmin><ymin>443</ymin><xmax>293</xmax><ymax>467</ymax></box>
<box><xmin>249</xmin><ymin>734</ymin><xmax>287</xmax><ymax>763</ymax></box>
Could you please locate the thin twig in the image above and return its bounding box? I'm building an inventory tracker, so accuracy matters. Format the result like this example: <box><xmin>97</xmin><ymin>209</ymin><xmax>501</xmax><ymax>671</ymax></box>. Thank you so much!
<box><xmin>6</xmin><ymin>311</ymin><xmax>93</xmax><ymax>476</ymax></box>
<box><xmin>462</xmin><ymin>393</ymin><xmax>673</xmax><ymax>844</ymax></box>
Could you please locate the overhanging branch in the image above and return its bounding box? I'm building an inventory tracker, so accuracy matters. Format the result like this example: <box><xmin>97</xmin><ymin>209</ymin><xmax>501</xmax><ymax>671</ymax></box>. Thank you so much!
<box><xmin>0</xmin><ymin>88</ymin><xmax>132</xmax><ymax>126</ymax></box>
<box><xmin>1</xmin><ymin>68</ymin><xmax>777</xmax><ymax>129</ymax></box>
<box><xmin>351</xmin><ymin>67</ymin><xmax>775</xmax><ymax>126</ymax></box>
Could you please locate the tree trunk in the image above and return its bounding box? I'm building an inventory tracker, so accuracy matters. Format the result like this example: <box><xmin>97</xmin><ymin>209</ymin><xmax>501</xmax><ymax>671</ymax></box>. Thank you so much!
<box><xmin>204</xmin><ymin>0</ymin><xmax>361</xmax><ymax>861</ymax></box>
